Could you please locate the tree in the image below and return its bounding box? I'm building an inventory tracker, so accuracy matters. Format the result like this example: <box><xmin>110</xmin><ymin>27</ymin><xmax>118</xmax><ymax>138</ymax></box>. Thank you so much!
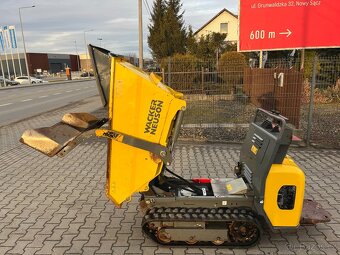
<box><xmin>192</xmin><ymin>32</ymin><xmax>227</xmax><ymax>59</ymax></box>
<box><xmin>186</xmin><ymin>25</ymin><xmax>197</xmax><ymax>55</ymax></box>
<box><xmin>148</xmin><ymin>0</ymin><xmax>167</xmax><ymax>60</ymax></box>
<box><xmin>148</xmin><ymin>0</ymin><xmax>186</xmax><ymax>60</ymax></box>
<box><xmin>164</xmin><ymin>0</ymin><xmax>187</xmax><ymax>56</ymax></box>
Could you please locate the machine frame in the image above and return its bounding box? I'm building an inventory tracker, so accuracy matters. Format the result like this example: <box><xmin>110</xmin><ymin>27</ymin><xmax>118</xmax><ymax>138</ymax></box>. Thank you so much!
<box><xmin>19</xmin><ymin>45</ymin><xmax>331</xmax><ymax>247</ymax></box>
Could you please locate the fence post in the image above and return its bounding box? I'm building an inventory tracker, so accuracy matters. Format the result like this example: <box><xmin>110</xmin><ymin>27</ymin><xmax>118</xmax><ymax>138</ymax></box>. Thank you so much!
<box><xmin>162</xmin><ymin>68</ymin><xmax>165</xmax><ymax>83</ymax></box>
<box><xmin>306</xmin><ymin>55</ymin><xmax>317</xmax><ymax>146</ymax></box>
<box><xmin>300</xmin><ymin>49</ymin><xmax>305</xmax><ymax>70</ymax></box>
<box><xmin>168</xmin><ymin>57</ymin><xmax>171</xmax><ymax>87</ymax></box>
<box><xmin>201</xmin><ymin>66</ymin><xmax>204</xmax><ymax>93</ymax></box>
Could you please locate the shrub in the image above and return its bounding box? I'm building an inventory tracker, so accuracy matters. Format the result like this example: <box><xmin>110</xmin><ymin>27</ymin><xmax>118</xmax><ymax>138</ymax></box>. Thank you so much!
<box><xmin>302</xmin><ymin>79</ymin><xmax>340</xmax><ymax>104</ymax></box>
<box><xmin>161</xmin><ymin>54</ymin><xmax>201</xmax><ymax>92</ymax></box>
<box><xmin>218</xmin><ymin>52</ymin><xmax>247</xmax><ymax>93</ymax></box>
<box><xmin>303</xmin><ymin>51</ymin><xmax>321</xmax><ymax>80</ymax></box>
<box><xmin>322</xmin><ymin>80</ymin><xmax>340</xmax><ymax>102</ymax></box>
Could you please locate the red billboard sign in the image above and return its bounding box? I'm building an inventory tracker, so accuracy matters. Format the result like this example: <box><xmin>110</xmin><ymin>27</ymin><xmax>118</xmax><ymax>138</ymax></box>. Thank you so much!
<box><xmin>238</xmin><ymin>0</ymin><xmax>340</xmax><ymax>51</ymax></box>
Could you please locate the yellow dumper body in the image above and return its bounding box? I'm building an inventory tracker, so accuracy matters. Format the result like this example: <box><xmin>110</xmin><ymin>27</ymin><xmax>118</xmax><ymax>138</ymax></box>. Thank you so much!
<box><xmin>102</xmin><ymin>58</ymin><xmax>186</xmax><ymax>206</ymax></box>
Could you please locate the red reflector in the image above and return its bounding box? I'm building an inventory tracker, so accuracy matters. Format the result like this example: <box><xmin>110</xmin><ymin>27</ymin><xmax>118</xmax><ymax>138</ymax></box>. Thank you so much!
<box><xmin>192</xmin><ymin>178</ymin><xmax>211</xmax><ymax>184</ymax></box>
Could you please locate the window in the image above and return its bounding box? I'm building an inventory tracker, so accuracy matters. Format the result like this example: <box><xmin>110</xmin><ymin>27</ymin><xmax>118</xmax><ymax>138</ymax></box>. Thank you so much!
<box><xmin>220</xmin><ymin>23</ymin><xmax>228</xmax><ymax>34</ymax></box>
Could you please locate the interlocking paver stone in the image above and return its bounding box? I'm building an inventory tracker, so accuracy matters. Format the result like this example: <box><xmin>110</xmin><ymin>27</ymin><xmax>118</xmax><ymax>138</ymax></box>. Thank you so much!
<box><xmin>185</xmin><ymin>248</ymin><xmax>203</xmax><ymax>254</ymax></box>
<box><xmin>6</xmin><ymin>240</ymin><xmax>30</xmax><ymax>254</ymax></box>
<box><xmin>155</xmin><ymin>246</ymin><xmax>172</xmax><ymax>254</ymax></box>
<box><xmin>0</xmin><ymin>228</ymin><xmax>16</xmax><ymax>242</ymax></box>
<box><xmin>26</xmin><ymin>234</ymin><xmax>50</xmax><ymax>248</ymax></box>
<box><xmin>35</xmin><ymin>240</ymin><xmax>60</xmax><ymax>254</ymax></box>
<box><xmin>55</xmin><ymin>234</ymin><xmax>77</xmax><ymax>247</ymax></box>
<box><xmin>125</xmin><ymin>239</ymin><xmax>143</xmax><ymax>254</ymax></box>
<box><xmin>109</xmin><ymin>246</ymin><xmax>129</xmax><ymax>255</ymax></box>
<box><xmin>101</xmin><ymin>228</ymin><xmax>119</xmax><ymax>241</ymax></box>
<box><xmin>51</xmin><ymin>246</ymin><xmax>71</xmax><ymax>255</ymax></box>
<box><xmin>65</xmin><ymin>240</ymin><xmax>88</xmax><ymax>254</ymax></box>
<box><xmin>85</xmin><ymin>234</ymin><xmax>103</xmax><ymax>247</ymax></box>
<box><xmin>142</xmin><ymin>246</ymin><xmax>158</xmax><ymax>254</ymax></box>
<box><xmin>95</xmin><ymin>240</ymin><xmax>114</xmax><ymax>254</ymax></box>
<box><xmin>258</xmin><ymin>247</ymin><xmax>278</xmax><ymax>255</ymax></box>
<box><xmin>246</xmin><ymin>245</ymin><xmax>264</xmax><ymax>254</ymax></box>
<box><xmin>171</xmin><ymin>249</ymin><xmax>189</xmax><ymax>255</ymax></box>
<box><xmin>1</xmin><ymin>233</ymin><xmax>25</xmax><ymax>247</ymax></box>
<box><xmin>229</xmin><ymin>249</ymin><xmax>245</xmax><ymax>255</ymax></box>
<box><xmin>0</xmin><ymin>95</ymin><xmax>339</xmax><ymax>254</ymax></box>
<box><xmin>23</xmin><ymin>247</ymin><xmax>41</xmax><ymax>255</ymax></box>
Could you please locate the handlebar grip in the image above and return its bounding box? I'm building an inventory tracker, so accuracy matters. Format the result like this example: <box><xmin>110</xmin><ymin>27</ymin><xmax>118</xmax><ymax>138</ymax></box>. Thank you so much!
<box><xmin>255</xmin><ymin>108</ymin><xmax>287</xmax><ymax>130</ymax></box>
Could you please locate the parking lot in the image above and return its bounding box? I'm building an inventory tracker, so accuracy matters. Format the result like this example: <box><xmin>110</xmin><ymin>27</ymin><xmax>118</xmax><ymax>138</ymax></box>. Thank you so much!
<box><xmin>0</xmin><ymin>96</ymin><xmax>339</xmax><ymax>255</ymax></box>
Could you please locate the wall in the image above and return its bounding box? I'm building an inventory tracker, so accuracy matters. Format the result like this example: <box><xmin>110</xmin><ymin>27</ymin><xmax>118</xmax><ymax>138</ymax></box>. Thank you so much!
<box><xmin>196</xmin><ymin>11</ymin><xmax>238</xmax><ymax>42</ymax></box>
<box><xmin>70</xmin><ymin>55</ymin><xmax>80</xmax><ymax>71</ymax></box>
<box><xmin>243</xmin><ymin>68</ymin><xmax>304</xmax><ymax>127</ymax></box>
<box><xmin>47</xmin><ymin>54</ymin><xmax>71</xmax><ymax>73</ymax></box>
<box><xmin>0</xmin><ymin>58</ymin><xmax>27</xmax><ymax>77</ymax></box>
<box><xmin>0</xmin><ymin>53</ymin><xmax>81</xmax><ymax>76</ymax></box>
<box><xmin>27</xmin><ymin>53</ymin><xmax>49</xmax><ymax>75</ymax></box>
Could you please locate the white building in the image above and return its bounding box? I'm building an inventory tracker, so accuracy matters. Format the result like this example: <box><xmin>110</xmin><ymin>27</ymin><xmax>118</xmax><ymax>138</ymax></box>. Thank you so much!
<box><xmin>194</xmin><ymin>8</ymin><xmax>239</xmax><ymax>44</ymax></box>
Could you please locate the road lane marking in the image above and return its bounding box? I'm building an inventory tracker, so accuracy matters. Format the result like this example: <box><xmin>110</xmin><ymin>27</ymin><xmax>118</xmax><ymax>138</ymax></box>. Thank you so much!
<box><xmin>0</xmin><ymin>103</ymin><xmax>12</xmax><ymax>107</ymax></box>
<box><xmin>39</xmin><ymin>95</ymin><xmax>48</xmax><ymax>98</ymax></box>
<box><xmin>53</xmin><ymin>93</ymin><xmax>62</xmax><ymax>95</ymax></box>
<box><xmin>76</xmin><ymin>89</ymin><xmax>81</xmax><ymax>91</ymax></box>
<box><xmin>66</xmin><ymin>90</ymin><xmax>73</xmax><ymax>92</ymax></box>
<box><xmin>21</xmin><ymin>99</ymin><xmax>33</xmax><ymax>102</ymax></box>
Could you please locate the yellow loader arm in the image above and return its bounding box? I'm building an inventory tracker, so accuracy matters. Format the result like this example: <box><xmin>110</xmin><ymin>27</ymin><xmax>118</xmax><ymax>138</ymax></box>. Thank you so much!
<box><xmin>20</xmin><ymin>112</ymin><xmax>108</xmax><ymax>157</ymax></box>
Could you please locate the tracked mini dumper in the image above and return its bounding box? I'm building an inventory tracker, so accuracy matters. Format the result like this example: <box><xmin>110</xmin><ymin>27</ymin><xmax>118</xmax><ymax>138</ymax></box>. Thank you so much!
<box><xmin>20</xmin><ymin>45</ymin><xmax>330</xmax><ymax>247</ymax></box>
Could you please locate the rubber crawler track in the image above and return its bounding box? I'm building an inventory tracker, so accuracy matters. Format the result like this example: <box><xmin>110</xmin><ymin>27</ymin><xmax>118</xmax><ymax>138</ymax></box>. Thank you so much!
<box><xmin>142</xmin><ymin>207</ymin><xmax>261</xmax><ymax>247</ymax></box>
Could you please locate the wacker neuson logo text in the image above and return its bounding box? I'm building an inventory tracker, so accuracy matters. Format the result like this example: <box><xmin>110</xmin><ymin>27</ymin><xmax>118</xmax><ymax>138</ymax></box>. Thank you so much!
<box><xmin>144</xmin><ymin>100</ymin><xmax>164</xmax><ymax>135</ymax></box>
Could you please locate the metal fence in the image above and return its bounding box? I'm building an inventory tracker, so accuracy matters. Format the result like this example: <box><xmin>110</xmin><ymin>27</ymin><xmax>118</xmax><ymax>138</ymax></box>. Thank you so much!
<box><xmin>301</xmin><ymin>56</ymin><xmax>340</xmax><ymax>148</ymax></box>
<box><xmin>151</xmin><ymin>55</ymin><xmax>340</xmax><ymax>148</ymax></box>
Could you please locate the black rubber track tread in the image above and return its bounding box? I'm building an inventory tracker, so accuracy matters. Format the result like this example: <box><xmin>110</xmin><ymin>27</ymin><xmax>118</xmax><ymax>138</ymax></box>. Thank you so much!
<box><xmin>142</xmin><ymin>207</ymin><xmax>261</xmax><ymax>247</ymax></box>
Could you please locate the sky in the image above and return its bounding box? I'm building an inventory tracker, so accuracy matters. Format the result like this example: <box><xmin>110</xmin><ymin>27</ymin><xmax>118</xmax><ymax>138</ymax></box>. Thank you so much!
<box><xmin>0</xmin><ymin>0</ymin><xmax>238</xmax><ymax>58</ymax></box>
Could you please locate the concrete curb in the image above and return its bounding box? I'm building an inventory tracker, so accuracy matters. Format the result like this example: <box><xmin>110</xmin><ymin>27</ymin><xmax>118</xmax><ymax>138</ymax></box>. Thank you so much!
<box><xmin>0</xmin><ymin>78</ymin><xmax>95</xmax><ymax>91</ymax></box>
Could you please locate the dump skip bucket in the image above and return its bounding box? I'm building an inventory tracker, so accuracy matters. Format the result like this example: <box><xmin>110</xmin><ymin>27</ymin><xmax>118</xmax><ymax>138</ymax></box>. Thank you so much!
<box><xmin>20</xmin><ymin>113</ymin><xmax>107</xmax><ymax>157</ymax></box>
<box><xmin>89</xmin><ymin>45</ymin><xmax>186</xmax><ymax>206</ymax></box>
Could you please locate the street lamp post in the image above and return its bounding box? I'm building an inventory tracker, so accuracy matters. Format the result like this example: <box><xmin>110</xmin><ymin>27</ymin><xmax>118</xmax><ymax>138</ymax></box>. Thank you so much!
<box><xmin>74</xmin><ymin>40</ymin><xmax>81</xmax><ymax>73</ymax></box>
<box><xmin>19</xmin><ymin>5</ymin><xmax>35</xmax><ymax>85</ymax></box>
<box><xmin>138</xmin><ymin>0</ymin><xmax>143</xmax><ymax>69</ymax></box>
<box><xmin>83</xmin><ymin>29</ymin><xmax>94</xmax><ymax>77</ymax></box>
<box><xmin>97</xmin><ymin>38</ymin><xmax>103</xmax><ymax>47</ymax></box>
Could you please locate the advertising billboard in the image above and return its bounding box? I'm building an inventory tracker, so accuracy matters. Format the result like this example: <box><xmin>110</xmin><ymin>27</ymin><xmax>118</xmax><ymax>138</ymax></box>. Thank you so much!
<box><xmin>238</xmin><ymin>0</ymin><xmax>340</xmax><ymax>51</ymax></box>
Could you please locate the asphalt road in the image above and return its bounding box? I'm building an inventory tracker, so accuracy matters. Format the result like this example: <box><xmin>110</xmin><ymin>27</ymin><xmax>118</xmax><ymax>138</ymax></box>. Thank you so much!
<box><xmin>0</xmin><ymin>80</ymin><xmax>98</xmax><ymax>126</ymax></box>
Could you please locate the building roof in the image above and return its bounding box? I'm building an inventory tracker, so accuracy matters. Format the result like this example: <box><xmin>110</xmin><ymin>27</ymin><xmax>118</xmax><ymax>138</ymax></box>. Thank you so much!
<box><xmin>194</xmin><ymin>8</ymin><xmax>238</xmax><ymax>35</ymax></box>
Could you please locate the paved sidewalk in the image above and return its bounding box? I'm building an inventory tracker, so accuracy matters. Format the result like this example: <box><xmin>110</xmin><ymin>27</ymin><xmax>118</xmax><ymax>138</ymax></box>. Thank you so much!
<box><xmin>0</xmin><ymin>97</ymin><xmax>339</xmax><ymax>255</ymax></box>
